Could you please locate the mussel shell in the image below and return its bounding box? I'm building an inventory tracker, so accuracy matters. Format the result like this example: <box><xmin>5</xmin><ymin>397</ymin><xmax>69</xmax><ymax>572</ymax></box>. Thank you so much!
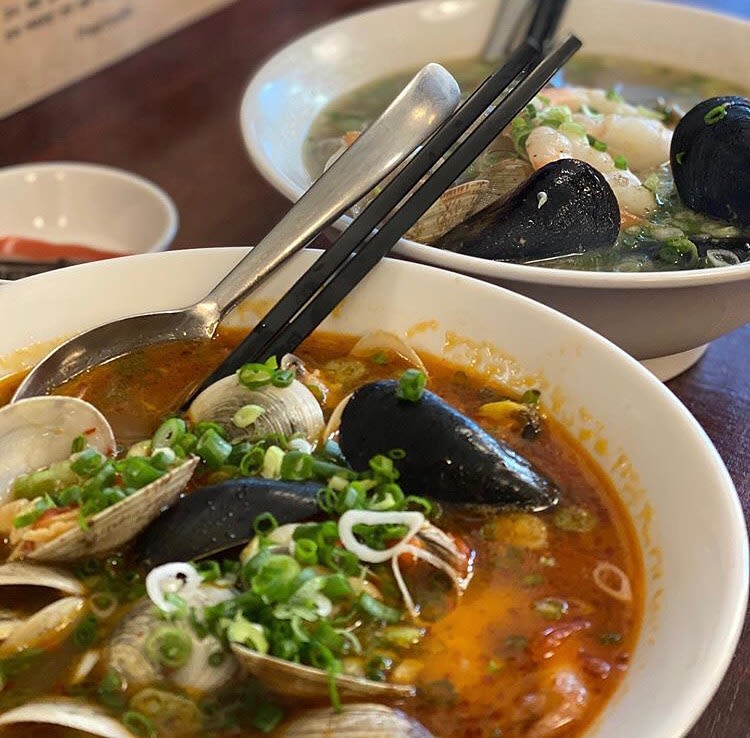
<box><xmin>671</xmin><ymin>96</ymin><xmax>750</xmax><ymax>225</ymax></box>
<box><xmin>338</xmin><ymin>381</ymin><xmax>558</xmax><ymax>511</ymax></box>
<box><xmin>434</xmin><ymin>159</ymin><xmax>620</xmax><ymax>262</ymax></box>
<box><xmin>135</xmin><ymin>478</ymin><xmax>321</xmax><ymax>566</ymax></box>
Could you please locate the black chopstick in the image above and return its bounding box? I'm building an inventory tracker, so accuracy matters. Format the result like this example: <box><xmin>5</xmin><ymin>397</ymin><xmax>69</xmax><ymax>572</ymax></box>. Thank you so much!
<box><xmin>526</xmin><ymin>0</ymin><xmax>569</xmax><ymax>49</ymax></box>
<box><xmin>189</xmin><ymin>34</ymin><xmax>581</xmax><ymax>400</ymax></box>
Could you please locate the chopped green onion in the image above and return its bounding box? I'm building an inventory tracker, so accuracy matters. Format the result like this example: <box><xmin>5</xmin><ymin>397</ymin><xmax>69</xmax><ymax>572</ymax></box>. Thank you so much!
<box><xmin>239</xmin><ymin>445</ymin><xmax>266</xmax><ymax>476</ymax></box>
<box><xmin>13</xmin><ymin>495</ymin><xmax>57</xmax><ymax>528</ymax></box>
<box><xmin>358</xmin><ymin>593</ymin><xmax>402</xmax><ymax>624</ymax></box>
<box><xmin>371</xmin><ymin>350</ymin><xmax>389</xmax><ymax>365</ymax></box>
<box><xmin>280</xmin><ymin>450</ymin><xmax>314</xmax><ymax>481</ymax></box>
<box><xmin>195</xmin><ymin>560</ymin><xmax>222</xmax><ymax>582</ymax></box>
<box><xmin>658</xmin><ymin>236</ymin><xmax>699</xmax><ymax>268</ymax></box>
<box><xmin>600</xmin><ymin>631</ymin><xmax>623</xmax><ymax>645</ymax></box>
<box><xmin>387</xmin><ymin>448</ymin><xmax>406</xmax><ymax>460</ymax></box>
<box><xmin>195</xmin><ymin>428</ymin><xmax>233</xmax><ymax>468</ymax></box>
<box><xmin>226</xmin><ymin>613</ymin><xmax>269</xmax><ymax>654</ymax></box>
<box><xmin>379</xmin><ymin>625</ymin><xmax>423</xmax><ymax>648</ymax></box>
<box><xmin>261</xmin><ymin>446</ymin><xmax>285</xmax><ymax>479</ymax></box>
<box><xmin>321</xmin><ymin>573</ymin><xmax>353</xmax><ymax>600</ymax></box>
<box><xmin>145</xmin><ymin>625</ymin><xmax>193</xmax><ymax>668</ymax></box>
<box><xmin>71</xmin><ymin>435</ymin><xmax>87</xmax><ymax>453</ymax></box>
<box><xmin>208</xmin><ymin>650</ymin><xmax>226</xmax><ymax>666</ymax></box>
<box><xmin>271</xmin><ymin>369</ymin><xmax>295</xmax><ymax>388</ymax></box>
<box><xmin>252</xmin><ymin>702</ymin><xmax>284</xmax><ymax>733</ymax></box>
<box><xmin>151</xmin><ymin>418</ymin><xmax>186</xmax><ymax>449</ymax></box>
<box><xmin>605</xmin><ymin>87</ymin><xmax>623</xmax><ymax>102</ymax></box>
<box><xmin>73</xmin><ymin>614</ymin><xmax>98</xmax><ymax>648</ymax></box>
<box><xmin>533</xmin><ymin>597</ymin><xmax>568</xmax><ymax>621</ymax></box>
<box><xmin>253</xmin><ymin>512</ymin><xmax>279</xmax><ymax>535</ymax></box>
<box><xmin>586</xmin><ymin>134</ymin><xmax>608</xmax><ymax>152</ymax></box>
<box><xmin>613</xmin><ymin>155</ymin><xmax>629</xmax><ymax>170</ymax></box>
<box><xmin>396</xmin><ymin>369</ymin><xmax>426</xmax><ymax>402</ymax></box>
<box><xmin>704</xmin><ymin>102</ymin><xmax>730</xmax><ymax>125</ymax></box>
<box><xmin>520</xmin><ymin>389</ymin><xmax>541</xmax><ymax>406</ymax></box>
<box><xmin>675</xmin><ymin>151</ymin><xmax>686</xmax><ymax>165</ymax></box>
<box><xmin>122</xmin><ymin>711</ymin><xmax>156</xmax><ymax>738</ymax></box>
<box><xmin>522</xmin><ymin>573</ymin><xmax>544</xmax><ymax>587</ymax></box>
<box><xmin>232</xmin><ymin>404</ymin><xmax>265</xmax><ymax>429</ymax></box>
<box><xmin>705</xmin><ymin>248</ymin><xmax>740</xmax><ymax>268</ymax></box>
<box><xmin>96</xmin><ymin>669</ymin><xmax>126</xmax><ymax>709</ymax></box>
<box><xmin>238</xmin><ymin>358</ymin><xmax>278</xmax><ymax>389</ymax></box>
<box><xmin>251</xmin><ymin>555</ymin><xmax>301</xmax><ymax>602</ymax></box>
<box><xmin>119</xmin><ymin>457</ymin><xmax>163</xmax><ymax>488</ymax></box>
<box><xmin>294</xmin><ymin>538</ymin><xmax>318</xmax><ymax>566</ymax></box>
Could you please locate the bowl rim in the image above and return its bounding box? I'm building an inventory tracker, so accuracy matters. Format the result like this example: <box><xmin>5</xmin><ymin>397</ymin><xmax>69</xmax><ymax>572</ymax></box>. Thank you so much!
<box><xmin>240</xmin><ymin>0</ymin><xmax>750</xmax><ymax>289</ymax></box>
<box><xmin>2</xmin><ymin>246</ymin><xmax>749</xmax><ymax>737</ymax></box>
<box><xmin>0</xmin><ymin>160</ymin><xmax>179</xmax><ymax>254</ymax></box>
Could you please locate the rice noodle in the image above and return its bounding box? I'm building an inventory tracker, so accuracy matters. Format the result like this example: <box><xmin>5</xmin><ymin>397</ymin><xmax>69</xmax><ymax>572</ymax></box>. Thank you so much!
<box><xmin>392</xmin><ymin>556</ymin><xmax>419</xmax><ymax>620</ymax></box>
<box><xmin>400</xmin><ymin>543</ymin><xmax>471</xmax><ymax>592</ymax></box>
<box><xmin>145</xmin><ymin>562</ymin><xmax>201</xmax><ymax>614</ymax></box>
<box><xmin>338</xmin><ymin>510</ymin><xmax>425</xmax><ymax>564</ymax></box>
<box><xmin>70</xmin><ymin>649</ymin><xmax>100</xmax><ymax>684</ymax></box>
<box><xmin>592</xmin><ymin>561</ymin><xmax>632</xmax><ymax>602</ymax></box>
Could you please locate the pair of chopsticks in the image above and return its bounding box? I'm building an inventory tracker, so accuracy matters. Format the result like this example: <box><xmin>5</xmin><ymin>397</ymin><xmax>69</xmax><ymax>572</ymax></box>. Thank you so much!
<box><xmin>191</xmin><ymin>27</ymin><xmax>580</xmax><ymax>400</ymax></box>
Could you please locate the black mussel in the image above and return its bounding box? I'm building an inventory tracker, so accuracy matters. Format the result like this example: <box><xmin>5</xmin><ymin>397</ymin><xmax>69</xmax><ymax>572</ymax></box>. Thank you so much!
<box><xmin>135</xmin><ymin>478</ymin><xmax>320</xmax><ymax>567</ymax></box>
<box><xmin>338</xmin><ymin>381</ymin><xmax>559</xmax><ymax>511</ymax></box>
<box><xmin>433</xmin><ymin>159</ymin><xmax>620</xmax><ymax>262</ymax></box>
<box><xmin>671</xmin><ymin>96</ymin><xmax>750</xmax><ymax>225</ymax></box>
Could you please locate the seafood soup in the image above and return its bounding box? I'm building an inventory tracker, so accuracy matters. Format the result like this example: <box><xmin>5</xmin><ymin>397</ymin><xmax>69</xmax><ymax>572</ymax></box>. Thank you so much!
<box><xmin>0</xmin><ymin>330</ymin><xmax>642</xmax><ymax>738</ymax></box>
<box><xmin>306</xmin><ymin>54</ymin><xmax>750</xmax><ymax>272</ymax></box>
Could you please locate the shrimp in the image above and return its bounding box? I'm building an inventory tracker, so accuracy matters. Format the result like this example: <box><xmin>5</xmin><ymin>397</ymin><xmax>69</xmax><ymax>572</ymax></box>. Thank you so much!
<box><xmin>526</xmin><ymin>667</ymin><xmax>589</xmax><ymax>738</ymax></box>
<box><xmin>540</xmin><ymin>86</ymin><xmax>673</xmax><ymax>172</ymax></box>
<box><xmin>525</xmin><ymin>125</ymin><xmax>657</xmax><ymax>217</ymax></box>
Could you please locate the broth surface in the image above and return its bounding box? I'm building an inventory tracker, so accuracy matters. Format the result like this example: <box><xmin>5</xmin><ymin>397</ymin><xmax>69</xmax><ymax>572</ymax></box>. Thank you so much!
<box><xmin>0</xmin><ymin>331</ymin><xmax>642</xmax><ymax>738</ymax></box>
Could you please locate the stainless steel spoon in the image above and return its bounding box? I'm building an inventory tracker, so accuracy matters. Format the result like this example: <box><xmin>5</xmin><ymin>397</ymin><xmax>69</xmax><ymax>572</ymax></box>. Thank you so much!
<box><xmin>13</xmin><ymin>63</ymin><xmax>460</xmax><ymax>401</ymax></box>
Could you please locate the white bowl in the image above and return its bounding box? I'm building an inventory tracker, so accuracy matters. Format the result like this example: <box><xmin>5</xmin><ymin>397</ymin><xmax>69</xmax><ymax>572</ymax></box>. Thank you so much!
<box><xmin>241</xmin><ymin>0</ymin><xmax>750</xmax><ymax>380</ymax></box>
<box><xmin>0</xmin><ymin>248</ymin><xmax>746</xmax><ymax>738</ymax></box>
<box><xmin>0</xmin><ymin>162</ymin><xmax>178</xmax><ymax>257</ymax></box>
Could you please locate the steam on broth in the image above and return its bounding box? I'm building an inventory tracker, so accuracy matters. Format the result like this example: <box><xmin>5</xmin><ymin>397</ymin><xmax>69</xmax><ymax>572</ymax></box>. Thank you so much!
<box><xmin>0</xmin><ymin>330</ymin><xmax>642</xmax><ymax>738</ymax></box>
<box><xmin>306</xmin><ymin>54</ymin><xmax>750</xmax><ymax>272</ymax></box>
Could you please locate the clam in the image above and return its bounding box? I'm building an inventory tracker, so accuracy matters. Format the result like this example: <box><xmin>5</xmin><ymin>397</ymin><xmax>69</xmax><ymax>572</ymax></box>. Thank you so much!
<box><xmin>0</xmin><ymin>561</ymin><xmax>86</xmax><ymax>647</ymax></box>
<box><xmin>671</xmin><ymin>96</ymin><xmax>750</xmax><ymax>225</ymax></box>
<box><xmin>433</xmin><ymin>159</ymin><xmax>620</xmax><ymax>262</ymax></box>
<box><xmin>0</xmin><ymin>396</ymin><xmax>115</xmax><ymax>502</ymax></box>
<box><xmin>188</xmin><ymin>374</ymin><xmax>324</xmax><ymax>443</ymax></box>
<box><xmin>136</xmin><ymin>478</ymin><xmax>321</xmax><ymax>566</ymax></box>
<box><xmin>0</xmin><ymin>699</ymin><xmax>134</xmax><ymax>738</ymax></box>
<box><xmin>337</xmin><ymin>380</ymin><xmax>558</xmax><ymax>511</ymax></box>
<box><xmin>18</xmin><ymin>457</ymin><xmax>199</xmax><ymax>562</ymax></box>
<box><xmin>0</xmin><ymin>395</ymin><xmax>199</xmax><ymax>562</ymax></box>
<box><xmin>0</xmin><ymin>596</ymin><xmax>87</xmax><ymax>657</ymax></box>
<box><xmin>231</xmin><ymin>646</ymin><xmax>413</xmax><ymax>700</ymax></box>
<box><xmin>405</xmin><ymin>179</ymin><xmax>489</xmax><ymax>243</ymax></box>
<box><xmin>106</xmin><ymin>585</ymin><xmax>237</xmax><ymax>694</ymax></box>
<box><xmin>278</xmin><ymin>703</ymin><xmax>435</xmax><ymax>738</ymax></box>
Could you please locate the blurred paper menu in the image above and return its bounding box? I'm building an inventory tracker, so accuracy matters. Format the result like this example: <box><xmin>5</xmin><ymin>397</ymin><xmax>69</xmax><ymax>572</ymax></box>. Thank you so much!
<box><xmin>1</xmin><ymin>0</ymin><xmax>235</xmax><ymax>119</ymax></box>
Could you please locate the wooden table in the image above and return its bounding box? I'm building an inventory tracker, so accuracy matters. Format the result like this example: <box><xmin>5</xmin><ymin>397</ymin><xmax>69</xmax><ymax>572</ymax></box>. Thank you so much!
<box><xmin>1</xmin><ymin>1</ymin><xmax>748</xmax><ymax>735</ymax></box>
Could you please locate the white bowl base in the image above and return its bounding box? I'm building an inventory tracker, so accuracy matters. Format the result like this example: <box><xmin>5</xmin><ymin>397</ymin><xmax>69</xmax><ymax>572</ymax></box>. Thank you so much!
<box><xmin>641</xmin><ymin>344</ymin><xmax>709</xmax><ymax>381</ymax></box>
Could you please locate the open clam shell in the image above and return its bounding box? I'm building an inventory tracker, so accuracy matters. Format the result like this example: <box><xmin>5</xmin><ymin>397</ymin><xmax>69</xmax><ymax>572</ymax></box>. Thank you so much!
<box><xmin>188</xmin><ymin>376</ymin><xmax>324</xmax><ymax>443</ymax></box>
<box><xmin>405</xmin><ymin>179</ymin><xmax>489</xmax><ymax>244</ymax></box>
<box><xmin>279</xmin><ymin>703</ymin><xmax>434</xmax><ymax>738</ymax></box>
<box><xmin>0</xmin><ymin>561</ymin><xmax>85</xmax><ymax>594</ymax></box>
<box><xmin>18</xmin><ymin>456</ymin><xmax>199</xmax><ymax>562</ymax></box>
<box><xmin>0</xmin><ymin>396</ymin><xmax>115</xmax><ymax>503</ymax></box>
<box><xmin>107</xmin><ymin>585</ymin><xmax>238</xmax><ymax>695</ymax></box>
<box><xmin>231</xmin><ymin>644</ymin><xmax>414</xmax><ymax>700</ymax></box>
<box><xmin>0</xmin><ymin>698</ymin><xmax>135</xmax><ymax>738</ymax></box>
<box><xmin>0</xmin><ymin>595</ymin><xmax>86</xmax><ymax>657</ymax></box>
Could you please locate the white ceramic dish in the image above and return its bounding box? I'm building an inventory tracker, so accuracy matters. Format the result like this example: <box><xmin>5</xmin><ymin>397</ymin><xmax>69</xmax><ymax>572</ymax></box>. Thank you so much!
<box><xmin>241</xmin><ymin>0</ymin><xmax>750</xmax><ymax>380</ymax></box>
<box><xmin>0</xmin><ymin>248</ymin><xmax>746</xmax><ymax>738</ymax></box>
<box><xmin>0</xmin><ymin>162</ymin><xmax>178</xmax><ymax>257</ymax></box>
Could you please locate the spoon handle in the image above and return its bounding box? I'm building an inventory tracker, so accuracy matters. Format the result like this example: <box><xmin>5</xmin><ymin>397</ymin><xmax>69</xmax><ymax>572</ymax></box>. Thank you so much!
<box><xmin>198</xmin><ymin>63</ymin><xmax>460</xmax><ymax>320</ymax></box>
